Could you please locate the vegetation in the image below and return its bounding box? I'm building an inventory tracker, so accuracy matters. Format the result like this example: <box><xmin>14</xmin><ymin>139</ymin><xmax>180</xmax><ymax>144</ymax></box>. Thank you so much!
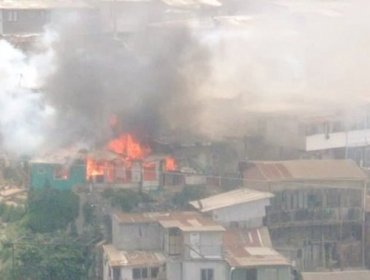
<box><xmin>102</xmin><ymin>188</ymin><xmax>152</xmax><ymax>211</ymax></box>
<box><xmin>83</xmin><ymin>201</ymin><xmax>96</xmax><ymax>226</ymax></box>
<box><xmin>0</xmin><ymin>188</ymin><xmax>100</xmax><ymax>280</ymax></box>
<box><xmin>0</xmin><ymin>203</ymin><xmax>25</xmax><ymax>223</ymax></box>
<box><xmin>2</xmin><ymin>166</ymin><xmax>23</xmax><ymax>186</ymax></box>
<box><xmin>1</xmin><ymin>233</ymin><xmax>91</xmax><ymax>280</ymax></box>
<box><xmin>25</xmin><ymin>188</ymin><xmax>79</xmax><ymax>233</ymax></box>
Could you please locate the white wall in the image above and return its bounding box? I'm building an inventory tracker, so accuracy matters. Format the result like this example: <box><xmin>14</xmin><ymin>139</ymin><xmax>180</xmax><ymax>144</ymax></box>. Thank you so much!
<box><xmin>182</xmin><ymin>260</ymin><xmax>227</xmax><ymax>280</ymax></box>
<box><xmin>306</xmin><ymin>129</ymin><xmax>370</xmax><ymax>151</ymax></box>
<box><xmin>211</xmin><ymin>199</ymin><xmax>270</xmax><ymax>228</ymax></box>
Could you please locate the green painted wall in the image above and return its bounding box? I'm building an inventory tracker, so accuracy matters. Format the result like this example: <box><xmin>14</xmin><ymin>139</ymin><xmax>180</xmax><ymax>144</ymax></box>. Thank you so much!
<box><xmin>30</xmin><ymin>162</ymin><xmax>86</xmax><ymax>190</ymax></box>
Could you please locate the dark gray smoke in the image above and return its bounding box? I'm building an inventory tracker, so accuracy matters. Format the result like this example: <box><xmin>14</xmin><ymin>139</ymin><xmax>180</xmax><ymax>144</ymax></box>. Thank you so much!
<box><xmin>45</xmin><ymin>16</ymin><xmax>209</xmax><ymax>148</ymax></box>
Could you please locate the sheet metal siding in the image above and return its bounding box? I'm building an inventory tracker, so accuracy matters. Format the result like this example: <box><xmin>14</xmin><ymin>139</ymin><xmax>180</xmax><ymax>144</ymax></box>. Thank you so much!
<box><xmin>112</xmin><ymin>223</ymin><xmax>161</xmax><ymax>251</ymax></box>
<box><xmin>212</xmin><ymin>198</ymin><xmax>269</xmax><ymax>228</ymax></box>
<box><xmin>30</xmin><ymin>163</ymin><xmax>86</xmax><ymax>190</ymax></box>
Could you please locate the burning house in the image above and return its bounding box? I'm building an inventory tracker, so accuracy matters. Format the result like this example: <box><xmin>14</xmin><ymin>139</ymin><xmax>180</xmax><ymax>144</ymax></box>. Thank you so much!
<box><xmin>29</xmin><ymin>159</ymin><xmax>86</xmax><ymax>190</ymax></box>
<box><xmin>86</xmin><ymin>133</ymin><xmax>177</xmax><ymax>191</ymax></box>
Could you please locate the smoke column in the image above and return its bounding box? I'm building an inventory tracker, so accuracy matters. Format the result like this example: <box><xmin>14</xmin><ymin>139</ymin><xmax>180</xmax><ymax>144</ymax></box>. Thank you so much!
<box><xmin>2</xmin><ymin>0</ymin><xmax>370</xmax><ymax>155</ymax></box>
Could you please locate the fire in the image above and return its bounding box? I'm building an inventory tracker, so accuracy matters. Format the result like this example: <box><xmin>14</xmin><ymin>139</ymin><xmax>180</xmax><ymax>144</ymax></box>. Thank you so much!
<box><xmin>107</xmin><ymin>134</ymin><xmax>150</xmax><ymax>160</ymax></box>
<box><xmin>86</xmin><ymin>157</ymin><xmax>105</xmax><ymax>178</ymax></box>
<box><xmin>165</xmin><ymin>157</ymin><xmax>176</xmax><ymax>171</ymax></box>
<box><xmin>86</xmin><ymin>132</ymin><xmax>177</xmax><ymax>182</ymax></box>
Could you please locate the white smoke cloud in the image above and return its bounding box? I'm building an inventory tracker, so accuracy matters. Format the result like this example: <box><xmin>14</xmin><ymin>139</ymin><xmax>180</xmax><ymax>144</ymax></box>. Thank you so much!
<box><xmin>0</xmin><ymin>36</ymin><xmax>56</xmax><ymax>155</ymax></box>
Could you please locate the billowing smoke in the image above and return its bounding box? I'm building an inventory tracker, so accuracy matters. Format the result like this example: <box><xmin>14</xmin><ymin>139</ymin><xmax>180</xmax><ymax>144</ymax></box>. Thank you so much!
<box><xmin>44</xmin><ymin>16</ymin><xmax>209</xmax><ymax>148</ymax></box>
<box><xmin>2</xmin><ymin>0</ymin><xmax>370</xmax><ymax>155</ymax></box>
<box><xmin>0</xmin><ymin>37</ymin><xmax>55</xmax><ymax>155</ymax></box>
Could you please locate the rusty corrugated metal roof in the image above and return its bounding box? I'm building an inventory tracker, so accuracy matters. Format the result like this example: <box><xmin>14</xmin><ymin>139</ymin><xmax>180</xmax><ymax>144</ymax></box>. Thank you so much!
<box><xmin>114</xmin><ymin>211</ymin><xmax>225</xmax><ymax>232</ymax></box>
<box><xmin>244</xmin><ymin>160</ymin><xmax>367</xmax><ymax>181</ymax></box>
<box><xmin>223</xmin><ymin>227</ymin><xmax>290</xmax><ymax>268</ymax></box>
<box><xmin>103</xmin><ymin>245</ymin><xmax>165</xmax><ymax>267</ymax></box>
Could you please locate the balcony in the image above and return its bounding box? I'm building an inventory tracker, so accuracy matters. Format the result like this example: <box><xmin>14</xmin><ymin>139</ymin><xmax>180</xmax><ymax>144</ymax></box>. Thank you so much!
<box><xmin>305</xmin><ymin>129</ymin><xmax>370</xmax><ymax>151</ymax></box>
<box><xmin>265</xmin><ymin>207</ymin><xmax>363</xmax><ymax>228</ymax></box>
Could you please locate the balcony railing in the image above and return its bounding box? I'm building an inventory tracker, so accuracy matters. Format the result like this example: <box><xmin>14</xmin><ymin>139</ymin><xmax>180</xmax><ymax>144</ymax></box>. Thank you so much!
<box><xmin>266</xmin><ymin>207</ymin><xmax>363</xmax><ymax>228</ymax></box>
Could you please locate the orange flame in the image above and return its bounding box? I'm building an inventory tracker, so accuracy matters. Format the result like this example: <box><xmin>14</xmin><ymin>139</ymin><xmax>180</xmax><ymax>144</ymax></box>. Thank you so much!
<box><xmin>107</xmin><ymin>134</ymin><xmax>150</xmax><ymax>160</ymax></box>
<box><xmin>86</xmin><ymin>157</ymin><xmax>105</xmax><ymax>179</ymax></box>
<box><xmin>165</xmin><ymin>157</ymin><xmax>176</xmax><ymax>171</ymax></box>
<box><xmin>86</xmin><ymin>133</ymin><xmax>177</xmax><ymax>181</ymax></box>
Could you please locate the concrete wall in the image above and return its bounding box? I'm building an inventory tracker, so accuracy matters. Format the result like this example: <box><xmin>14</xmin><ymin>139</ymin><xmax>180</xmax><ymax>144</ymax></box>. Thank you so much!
<box><xmin>211</xmin><ymin>199</ymin><xmax>270</xmax><ymax>228</ymax></box>
<box><xmin>112</xmin><ymin>219</ymin><xmax>162</xmax><ymax>250</ymax></box>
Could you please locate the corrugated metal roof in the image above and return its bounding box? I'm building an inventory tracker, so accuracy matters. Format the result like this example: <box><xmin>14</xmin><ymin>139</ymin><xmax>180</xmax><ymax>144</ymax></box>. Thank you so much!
<box><xmin>244</xmin><ymin>160</ymin><xmax>367</xmax><ymax>182</ymax></box>
<box><xmin>114</xmin><ymin>211</ymin><xmax>225</xmax><ymax>232</ymax></box>
<box><xmin>223</xmin><ymin>227</ymin><xmax>290</xmax><ymax>268</ymax></box>
<box><xmin>302</xmin><ymin>271</ymin><xmax>370</xmax><ymax>280</ymax></box>
<box><xmin>103</xmin><ymin>245</ymin><xmax>165</xmax><ymax>267</ymax></box>
<box><xmin>189</xmin><ymin>188</ymin><xmax>273</xmax><ymax>212</ymax></box>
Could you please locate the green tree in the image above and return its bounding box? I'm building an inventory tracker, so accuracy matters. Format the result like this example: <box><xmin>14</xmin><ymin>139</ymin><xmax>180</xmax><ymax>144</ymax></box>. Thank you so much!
<box><xmin>6</xmin><ymin>235</ymin><xmax>89</xmax><ymax>280</ymax></box>
<box><xmin>102</xmin><ymin>189</ymin><xmax>152</xmax><ymax>211</ymax></box>
<box><xmin>26</xmin><ymin>188</ymin><xmax>79</xmax><ymax>233</ymax></box>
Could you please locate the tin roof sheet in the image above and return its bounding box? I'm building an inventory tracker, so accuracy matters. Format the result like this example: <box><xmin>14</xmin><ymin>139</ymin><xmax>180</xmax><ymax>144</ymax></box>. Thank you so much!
<box><xmin>103</xmin><ymin>245</ymin><xmax>165</xmax><ymax>267</ymax></box>
<box><xmin>113</xmin><ymin>211</ymin><xmax>225</xmax><ymax>232</ymax></box>
<box><xmin>189</xmin><ymin>188</ymin><xmax>273</xmax><ymax>212</ymax></box>
<box><xmin>223</xmin><ymin>227</ymin><xmax>290</xmax><ymax>268</ymax></box>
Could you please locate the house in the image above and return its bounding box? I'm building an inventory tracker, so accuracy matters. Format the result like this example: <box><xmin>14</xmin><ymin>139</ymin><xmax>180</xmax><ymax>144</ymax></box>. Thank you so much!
<box><xmin>224</xmin><ymin>227</ymin><xmax>291</xmax><ymax>280</ymax></box>
<box><xmin>87</xmin><ymin>151</ymin><xmax>168</xmax><ymax>191</ymax></box>
<box><xmin>0</xmin><ymin>0</ymin><xmax>94</xmax><ymax>35</ymax></box>
<box><xmin>106</xmin><ymin>211</ymin><xmax>227</xmax><ymax>280</ymax></box>
<box><xmin>253</xmin><ymin>104</ymin><xmax>370</xmax><ymax>166</ymax></box>
<box><xmin>241</xmin><ymin>159</ymin><xmax>368</xmax><ymax>271</ymax></box>
<box><xmin>103</xmin><ymin>211</ymin><xmax>291</xmax><ymax>280</ymax></box>
<box><xmin>189</xmin><ymin>188</ymin><xmax>273</xmax><ymax>228</ymax></box>
<box><xmin>29</xmin><ymin>160</ymin><xmax>86</xmax><ymax>190</ymax></box>
<box><xmin>301</xmin><ymin>270</ymin><xmax>370</xmax><ymax>280</ymax></box>
<box><xmin>102</xmin><ymin>245</ymin><xmax>167</xmax><ymax>280</ymax></box>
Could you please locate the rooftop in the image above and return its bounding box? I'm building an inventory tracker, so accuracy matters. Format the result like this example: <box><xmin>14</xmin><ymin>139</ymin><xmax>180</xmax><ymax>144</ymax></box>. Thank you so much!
<box><xmin>223</xmin><ymin>227</ymin><xmax>290</xmax><ymax>268</ymax></box>
<box><xmin>113</xmin><ymin>211</ymin><xmax>225</xmax><ymax>232</ymax></box>
<box><xmin>302</xmin><ymin>271</ymin><xmax>370</xmax><ymax>280</ymax></box>
<box><xmin>243</xmin><ymin>160</ymin><xmax>367</xmax><ymax>182</ymax></box>
<box><xmin>0</xmin><ymin>0</ymin><xmax>92</xmax><ymax>10</ymax></box>
<box><xmin>103</xmin><ymin>245</ymin><xmax>165</xmax><ymax>267</ymax></box>
<box><xmin>189</xmin><ymin>188</ymin><xmax>273</xmax><ymax>212</ymax></box>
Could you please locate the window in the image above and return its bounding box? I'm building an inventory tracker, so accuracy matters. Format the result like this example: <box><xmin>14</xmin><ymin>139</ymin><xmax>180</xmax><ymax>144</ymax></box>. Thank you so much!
<box><xmin>7</xmin><ymin>10</ymin><xmax>17</xmax><ymax>22</ymax></box>
<box><xmin>133</xmin><ymin>267</ymin><xmax>159</xmax><ymax>279</ymax></box>
<box><xmin>246</xmin><ymin>268</ymin><xmax>257</xmax><ymax>280</ymax></box>
<box><xmin>54</xmin><ymin>165</ymin><xmax>69</xmax><ymax>180</ymax></box>
<box><xmin>201</xmin><ymin>268</ymin><xmax>214</xmax><ymax>280</ymax></box>
<box><xmin>168</xmin><ymin>228</ymin><xmax>181</xmax><ymax>255</ymax></box>
<box><xmin>151</xmin><ymin>267</ymin><xmax>159</xmax><ymax>278</ymax></box>
<box><xmin>112</xmin><ymin>267</ymin><xmax>121</xmax><ymax>280</ymax></box>
<box><xmin>133</xmin><ymin>268</ymin><xmax>141</xmax><ymax>279</ymax></box>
